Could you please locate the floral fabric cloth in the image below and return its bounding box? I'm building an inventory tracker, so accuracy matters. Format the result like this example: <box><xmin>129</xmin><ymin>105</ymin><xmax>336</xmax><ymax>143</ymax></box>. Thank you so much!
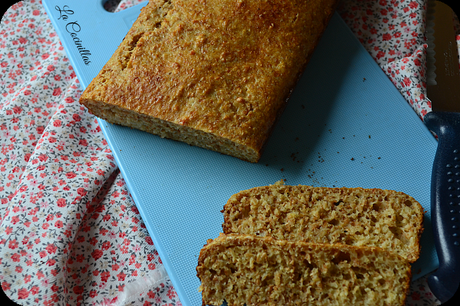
<box><xmin>0</xmin><ymin>0</ymin><xmax>455</xmax><ymax>305</ymax></box>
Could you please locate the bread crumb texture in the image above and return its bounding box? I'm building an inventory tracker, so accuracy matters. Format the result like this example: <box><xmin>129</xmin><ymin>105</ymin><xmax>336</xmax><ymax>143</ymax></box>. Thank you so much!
<box><xmin>197</xmin><ymin>234</ymin><xmax>412</xmax><ymax>306</ymax></box>
<box><xmin>197</xmin><ymin>184</ymin><xmax>423</xmax><ymax>305</ymax></box>
<box><xmin>223</xmin><ymin>185</ymin><xmax>424</xmax><ymax>262</ymax></box>
<box><xmin>80</xmin><ymin>0</ymin><xmax>339</xmax><ymax>162</ymax></box>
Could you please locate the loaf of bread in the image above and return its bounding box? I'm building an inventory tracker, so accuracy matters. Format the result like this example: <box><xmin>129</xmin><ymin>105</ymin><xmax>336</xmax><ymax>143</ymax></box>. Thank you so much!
<box><xmin>197</xmin><ymin>234</ymin><xmax>412</xmax><ymax>306</ymax></box>
<box><xmin>79</xmin><ymin>0</ymin><xmax>339</xmax><ymax>162</ymax></box>
<box><xmin>222</xmin><ymin>183</ymin><xmax>424</xmax><ymax>262</ymax></box>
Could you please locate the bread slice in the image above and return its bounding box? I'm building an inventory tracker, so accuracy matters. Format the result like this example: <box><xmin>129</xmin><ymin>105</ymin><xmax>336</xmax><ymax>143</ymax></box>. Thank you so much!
<box><xmin>197</xmin><ymin>234</ymin><xmax>412</xmax><ymax>306</ymax></box>
<box><xmin>222</xmin><ymin>183</ymin><xmax>424</xmax><ymax>262</ymax></box>
<box><xmin>79</xmin><ymin>0</ymin><xmax>340</xmax><ymax>162</ymax></box>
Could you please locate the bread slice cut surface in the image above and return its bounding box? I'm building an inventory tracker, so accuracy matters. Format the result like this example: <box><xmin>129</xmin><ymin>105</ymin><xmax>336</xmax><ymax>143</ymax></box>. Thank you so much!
<box><xmin>197</xmin><ymin>234</ymin><xmax>412</xmax><ymax>306</ymax></box>
<box><xmin>222</xmin><ymin>184</ymin><xmax>424</xmax><ymax>262</ymax></box>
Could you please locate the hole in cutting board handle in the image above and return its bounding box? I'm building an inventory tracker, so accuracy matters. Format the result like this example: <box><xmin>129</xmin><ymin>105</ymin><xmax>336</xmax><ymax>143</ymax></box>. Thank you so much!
<box><xmin>103</xmin><ymin>0</ymin><xmax>122</xmax><ymax>12</ymax></box>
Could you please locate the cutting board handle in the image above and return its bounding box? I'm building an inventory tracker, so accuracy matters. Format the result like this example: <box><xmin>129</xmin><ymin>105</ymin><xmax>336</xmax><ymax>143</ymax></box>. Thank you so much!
<box><xmin>425</xmin><ymin>111</ymin><xmax>460</xmax><ymax>303</ymax></box>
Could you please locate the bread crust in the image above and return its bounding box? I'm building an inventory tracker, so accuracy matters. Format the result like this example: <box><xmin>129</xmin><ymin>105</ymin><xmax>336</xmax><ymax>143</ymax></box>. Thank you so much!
<box><xmin>80</xmin><ymin>0</ymin><xmax>340</xmax><ymax>162</ymax></box>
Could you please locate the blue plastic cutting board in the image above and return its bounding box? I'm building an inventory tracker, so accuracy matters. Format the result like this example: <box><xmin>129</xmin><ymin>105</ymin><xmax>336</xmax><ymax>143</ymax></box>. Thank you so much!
<box><xmin>43</xmin><ymin>1</ymin><xmax>439</xmax><ymax>305</ymax></box>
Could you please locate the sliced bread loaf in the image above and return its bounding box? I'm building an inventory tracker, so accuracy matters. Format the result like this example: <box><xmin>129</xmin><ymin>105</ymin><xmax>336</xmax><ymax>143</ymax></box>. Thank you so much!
<box><xmin>79</xmin><ymin>0</ymin><xmax>340</xmax><ymax>162</ymax></box>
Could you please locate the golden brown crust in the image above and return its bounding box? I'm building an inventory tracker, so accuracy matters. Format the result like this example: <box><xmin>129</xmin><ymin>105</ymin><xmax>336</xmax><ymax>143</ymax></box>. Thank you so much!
<box><xmin>80</xmin><ymin>0</ymin><xmax>340</xmax><ymax>162</ymax></box>
<box><xmin>222</xmin><ymin>184</ymin><xmax>424</xmax><ymax>262</ymax></box>
<box><xmin>197</xmin><ymin>234</ymin><xmax>412</xmax><ymax>306</ymax></box>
